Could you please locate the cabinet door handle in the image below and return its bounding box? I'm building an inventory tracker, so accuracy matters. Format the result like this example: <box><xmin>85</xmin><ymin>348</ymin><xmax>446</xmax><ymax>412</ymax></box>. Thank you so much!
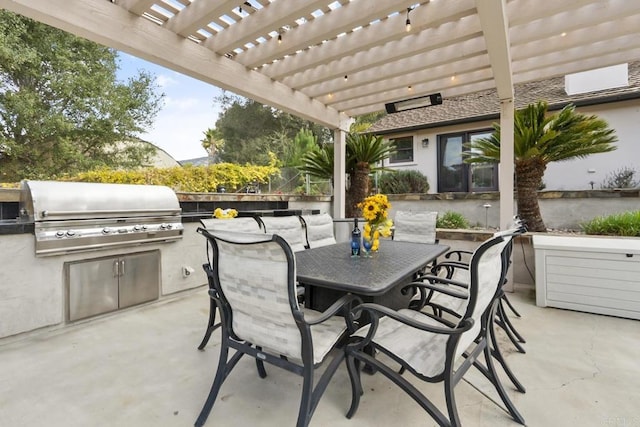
<box><xmin>120</xmin><ymin>260</ymin><xmax>125</xmax><ymax>276</ymax></box>
<box><xmin>113</xmin><ymin>260</ymin><xmax>120</xmax><ymax>277</ymax></box>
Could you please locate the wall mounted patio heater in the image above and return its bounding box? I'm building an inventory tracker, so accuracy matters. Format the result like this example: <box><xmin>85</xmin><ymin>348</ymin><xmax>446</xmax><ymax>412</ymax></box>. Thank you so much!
<box><xmin>385</xmin><ymin>93</ymin><xmax>443</xmax><ymax>113</ymax></box>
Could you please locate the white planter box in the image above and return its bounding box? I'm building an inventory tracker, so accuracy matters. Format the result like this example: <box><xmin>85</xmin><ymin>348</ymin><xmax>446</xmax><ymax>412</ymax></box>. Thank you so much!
<box><xmin>533</xmin><ymin>234</ymin><xmax>640</xmax><ymax>320</ymax></box>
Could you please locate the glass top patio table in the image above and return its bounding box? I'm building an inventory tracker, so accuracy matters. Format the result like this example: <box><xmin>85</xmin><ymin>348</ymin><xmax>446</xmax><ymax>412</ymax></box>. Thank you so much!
<box><xmin>296</xmin><ymin>240</ymin><xmax>449</xmax><ymax>306</ymax></box>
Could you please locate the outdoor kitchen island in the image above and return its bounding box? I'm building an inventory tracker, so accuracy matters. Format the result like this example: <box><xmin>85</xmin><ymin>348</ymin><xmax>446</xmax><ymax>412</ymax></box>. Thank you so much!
<box><xmin>0</xmin><ymin>181</ymin><xmax>208</xmax><ymax>340</ymax></box>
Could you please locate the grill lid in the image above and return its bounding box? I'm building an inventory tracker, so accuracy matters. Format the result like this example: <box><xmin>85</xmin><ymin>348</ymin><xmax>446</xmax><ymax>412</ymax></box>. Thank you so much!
<box><xmin>20</xmin><ymin>180</ymin><xmax>184</xmax><ymax>256</ymax></box>
<box><xmin>21</xmin><ymin>180</ymin><xmax>181</xmax><ymax>221</ymax></box>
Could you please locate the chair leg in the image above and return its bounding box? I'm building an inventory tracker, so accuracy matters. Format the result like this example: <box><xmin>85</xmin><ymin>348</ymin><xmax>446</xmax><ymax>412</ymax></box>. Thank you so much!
<box><xmin>255</xmin><ymin>347</ymin><xmax>267</xmax><ymax>378</ymax></box>
<box><xmin>295</xmin><ymin>363</ymin><xmax>314</xmax><ymax>427</ymax></box>
<box><xmin>495</xmin><ymin>303</ymin><xmax>526</xmax><ymax>354</ymax></box>
<box><xmin>195</xmin><ymin>344</ymin><xmax>245</xmax><ymax>426</ymax></box>
<box><xmin>345</xmin><ymin>354</ymin><xmax>363</xmax><ymax>419</ymax></box>
<box><xmin>502</xmin><ymin>293</ymin><xmax>522</xmax><ymax>317</ymax></box>
<box><xmin>444</xmin><ymin>374</ymin><xmax>461</xmax><ymax>427</ymax></box>
<box><xmin>195</xmin><ymin>344</ymin><xmax>230</xmax><ymax>427</ymax></box>
<box><xmin>197</xmin><ymin>300</ymin><xmax>220</xmax><ymax>350</ymax></box>
<box><xmin>482</xmin><ymin>343</ymin><xmax>526</xmax><ymax>425</ymax></box>
<box><xmin>348</xmin><ymin>349</ymin><xmax>450</xmax><ymax>426</ymax></box>
<box><xmin>489</xmin><ymin>318</ymin><xmax>526</xmax><ymax>393</ymax></box>
<box><xmin>497</xmin><ymin>299</ymin><xmax>526</xmax><ymax>344</ymax></box>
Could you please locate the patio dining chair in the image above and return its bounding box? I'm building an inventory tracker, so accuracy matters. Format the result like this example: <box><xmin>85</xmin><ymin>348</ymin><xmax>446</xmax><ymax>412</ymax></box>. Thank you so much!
<box><xmin>415</xmin><ymin>224</ymin><xmax>528</xmax><ymax>394</ymax></box>
<box><xmin>195</xmin><ymin>228</ymin><xmax>360</xmax><ymax>427</ymax></box>
<box><xmin>392</xmin><ymin>210</ymin><xmax>438</xmax><ymax>244</ymax></box>
<box><xmin>430</xmin><ymin>221</ymin><xmax>527</xmax><ymax>354</ymax></box>
<box><xmin>393</xmin><ymin>210</ymin><xmax>439</xmax><ymax>275</ymax></box>
<box><xmin>258</xmin><ymin>215</ymin><xmax>307</xmax><ymax>252</ymax></box>
<box><xmin>196</xmin><ymin>216</ymin><xmax>263</xmax><ymax>350</ymax></box>
<box><xmin>344</xmin><ymin>230</ymin><xmax>525</xmax><ymax>427</ymax></box>
<box><xmin>300</xmin><ymin>213</ymin><xmax>337</xmax><ymax>249</ymax></box>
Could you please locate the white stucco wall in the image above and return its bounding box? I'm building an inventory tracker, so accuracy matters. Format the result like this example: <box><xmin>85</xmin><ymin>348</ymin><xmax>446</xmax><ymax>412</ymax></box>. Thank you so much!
<box><xmin>0</xmin><ymin>222</ymin><xmax>206</xmax><ymax>339</ymax></box>
<box><xmin>381</xmin><ymin>98</ymin><xmax>640</xmax><ymax>192</ymax></box>
<box><xmin>544</xmin><ymin>99</ymin><xmax>640</xmax><ymax>190</ymax></box>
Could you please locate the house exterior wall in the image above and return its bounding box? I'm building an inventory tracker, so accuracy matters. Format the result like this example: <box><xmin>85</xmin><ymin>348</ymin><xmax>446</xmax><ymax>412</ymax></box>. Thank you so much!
<box><xmin>379</xmin><ymin>98</ymin><xmax>640</xmax><ymax>192</ymax></box>
<box><xmin>544</xmin><ymin>99</ymin><xmax>640</xmax><ymax>190</ymax></box>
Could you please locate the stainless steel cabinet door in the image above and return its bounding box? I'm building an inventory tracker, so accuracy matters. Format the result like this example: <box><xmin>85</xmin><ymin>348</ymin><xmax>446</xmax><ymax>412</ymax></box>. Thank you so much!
<box><xmin>68</xmin><ymin>258</ymin><xmax>119</xmax><ymax>321</ymax></box>
<box><xmin>118</xmin><ymin>251</ymin><xmax>160</xmax><ymax>308</ymax></box>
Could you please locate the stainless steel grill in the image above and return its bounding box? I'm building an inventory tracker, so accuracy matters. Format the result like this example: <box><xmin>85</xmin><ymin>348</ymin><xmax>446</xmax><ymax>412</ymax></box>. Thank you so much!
<box><xmin>20</xmin><ymin>180</ymin><xmax>184</xmax><ymax>256</ymax></box>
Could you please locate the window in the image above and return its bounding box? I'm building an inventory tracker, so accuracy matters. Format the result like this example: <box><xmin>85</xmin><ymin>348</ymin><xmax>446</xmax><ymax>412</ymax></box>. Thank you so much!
<box><xmin>388</xmin><ymin>136</ymin><xmax>413</xmax><ymax>164</ymax></box>
<box><xmin>437</xmin><ymin>130</ymin><xmax>498</xmax><ymax>192</ymax></box>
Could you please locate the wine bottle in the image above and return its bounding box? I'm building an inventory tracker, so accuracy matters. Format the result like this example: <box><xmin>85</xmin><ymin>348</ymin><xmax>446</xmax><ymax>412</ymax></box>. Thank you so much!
<box><xmin>351</xmin><ymin>218</ymin><xmax>361</xmax><ymax>257</ymax></box>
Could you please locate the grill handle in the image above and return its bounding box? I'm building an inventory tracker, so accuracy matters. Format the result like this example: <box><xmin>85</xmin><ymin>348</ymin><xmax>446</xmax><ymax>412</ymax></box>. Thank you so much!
<box><xmin>41</xmin><ymin>208</ymin><xmax>181</xmax><ymax>218</ymax></box>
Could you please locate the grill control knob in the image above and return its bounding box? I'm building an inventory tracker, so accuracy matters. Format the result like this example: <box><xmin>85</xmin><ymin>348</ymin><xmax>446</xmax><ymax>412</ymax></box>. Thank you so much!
<box><xmin>165</xmin><ymin>223</ymin><xmax>173</xmax><ymax>229</ymax></box>
<box><xmin>102</xmin><ymin>227</ymin><xmax>112</xmax><ymax>234</ymax></box>
<box><xmin>66</xmin><ymin>230</ymin><xmax>76</xmax><ymax>237</ymax></box>
<box><xmin>133</xmin><ymin>225</ymin><xmax>142</xmax><ymax>232</ymax></box>
<box><xmin>141</xmin><ymin>225</ymin><xmax>148</xmax><ymax>231</ymax></box>
<box><xmin>159</xmin><ymin>223</ymin><xmax>168</xmax><ymax>230</ymax></box>
<box><xmin>55</xmin><ymin>231</ymin><xmax>65</xmax><ymax>238</ymax></box>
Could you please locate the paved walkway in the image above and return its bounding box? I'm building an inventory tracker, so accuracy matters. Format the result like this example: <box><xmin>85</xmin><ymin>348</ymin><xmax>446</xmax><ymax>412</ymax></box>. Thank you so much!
<box><xmin>1</xmin><ymin>285</ymin><xmax>639</xmax><ymax>427</ymax></box>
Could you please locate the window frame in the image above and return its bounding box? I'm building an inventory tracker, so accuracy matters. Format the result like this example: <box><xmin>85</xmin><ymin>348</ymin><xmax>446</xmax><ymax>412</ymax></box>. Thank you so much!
<box><xmin>437</xmin><ymin>129</ymin><xmax>498</xmax><ymax>193</ymax></box>
<box><xmin>387</xmin><ymin>135</ymin><xmax>414</xmax><ymax>164</ymax></box>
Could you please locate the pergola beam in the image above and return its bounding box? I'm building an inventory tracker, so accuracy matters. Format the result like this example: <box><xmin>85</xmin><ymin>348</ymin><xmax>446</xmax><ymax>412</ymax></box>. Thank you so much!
<box><xmin>0</xmin><ymin>0</ymin><xmax>347</xmax><ymax>130</ymax></box>
<box><xmin>262</xmin><ymin>0</ymin><xmax>477</xmax><ymax>80</ymax></box>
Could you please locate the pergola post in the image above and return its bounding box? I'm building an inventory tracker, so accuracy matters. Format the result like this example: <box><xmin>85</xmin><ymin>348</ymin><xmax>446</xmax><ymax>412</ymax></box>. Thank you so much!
<box><xmin>499</xmin><ymin>98</ymin><xmax>515</xmax><ymax>231</ymax></box>
<box><xmin>499</xmin><ymin>98</ymin><xmax>516</xmax><ymax>291</ymax></box>
<box><xmin>332</xmin><ymin>128</ymin><xmax>347</xmax><ymax>219</ymax></box>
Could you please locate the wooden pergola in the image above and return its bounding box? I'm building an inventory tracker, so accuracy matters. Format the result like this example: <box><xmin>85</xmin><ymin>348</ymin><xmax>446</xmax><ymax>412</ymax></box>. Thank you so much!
<box><xmin>3</xmin><ymin>0</ymin><xmax>640</xmax><ymax>226</ymax></box>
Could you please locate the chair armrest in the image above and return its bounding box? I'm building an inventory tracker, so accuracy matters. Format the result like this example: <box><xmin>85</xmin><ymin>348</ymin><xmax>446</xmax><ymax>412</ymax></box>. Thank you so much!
<box><xmin>349</xmin><ymin>303</ymin><xmax>474</xmax><ymax>350</ymax></box>
<box><xmin>304</xmin><ymin>294</ymin><xmax>362</xmax><ymax>330</ymax></box>
<box><xmin>404</xmin><ymin>276</ymin><xmax>469</xmax><ymax>312</ymax></box>
<box><xmin>428</xmin><ymin>260</ymin><xmax>469</xmax><ymax>278</ymax></box>
<box><xmin>403</xmin><ymin>279</ymin><xmax>469</xmax><ymax>300</ymax></box>
<box><xmin>444</xmin><ymin>250</ymin><xmax>473</xmax><ymax>262</ymax></box>
<box><xmin>416</xmin><ymin>274</ymin><xmax>469</xmax><ymax>290</ymax></box>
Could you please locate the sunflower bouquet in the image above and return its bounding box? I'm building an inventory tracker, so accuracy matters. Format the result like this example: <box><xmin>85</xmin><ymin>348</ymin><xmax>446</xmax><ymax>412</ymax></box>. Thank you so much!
<box><xmin>358</xmin><ymin>194</ymin><xmax>393</xmax><ymax>252</ymax></box>
<box><xmin>213</xmin><ymin>208</ymin><xmax>238</xmax><ymax>219</ymax></box>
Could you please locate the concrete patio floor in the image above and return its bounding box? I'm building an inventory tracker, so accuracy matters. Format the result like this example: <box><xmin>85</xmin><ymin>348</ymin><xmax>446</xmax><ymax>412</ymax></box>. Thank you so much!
<box><xmin>1</xmin><ymin>284</ymin><xmax>639</xmax><ymax>427</ymax></box>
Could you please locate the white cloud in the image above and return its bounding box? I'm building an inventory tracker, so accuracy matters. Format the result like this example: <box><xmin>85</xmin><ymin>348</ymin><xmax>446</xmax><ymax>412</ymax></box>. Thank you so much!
<box><xmin>142</xmin><ymin>103</ymin><xmax>222</xmax><ymax>161</ymax></box>
<box><xmin>164</xmin><ymin>96</ymin><xmax>200</xmax><ymax>110</ymax></box>
<box><xmin>156</xmin><ymin>74</ymin><xmax>179</xmax><ymax>88</ymax></box>
<box><xmin>118</xmin><ymin>52</ymin><xmax>225</xmax><ymax>161</ymax></box>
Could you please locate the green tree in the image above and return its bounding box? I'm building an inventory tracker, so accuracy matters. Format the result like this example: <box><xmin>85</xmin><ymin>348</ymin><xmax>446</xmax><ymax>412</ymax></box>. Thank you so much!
<box><xmin>200</xmin><ymin>127</ymin><xmax>224</xmax><ymax>164</ymax></box>
<box><xmin>286</xmin><ymin>128</ymin><xmax>317</xmax><ymax>167</ymax></box>
<box><xmin>0</xmin><ymin>11</ymin><xmax>162</xmax><ymax>182</ymax></box>
<box><xmin>213</xmin><ymin>95</ymin><xmax>330</xmax><ymax>165</ymax></box>
<box><xmin>465</xmin><ymin>101</ymin><xmax>617</xmax><ymax>232</ymax></box>
<box><xmin>299</xmin><ymin>126</ymin><xmax>394</xmax><ymax>217</ymax></box>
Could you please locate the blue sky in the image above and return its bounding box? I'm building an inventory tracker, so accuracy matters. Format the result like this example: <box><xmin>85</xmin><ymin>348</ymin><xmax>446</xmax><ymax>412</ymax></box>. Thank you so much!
<box><xmin>116</xmin><ymin>52</ymin><xmax>225</xmax><ymax>161</ymax></box>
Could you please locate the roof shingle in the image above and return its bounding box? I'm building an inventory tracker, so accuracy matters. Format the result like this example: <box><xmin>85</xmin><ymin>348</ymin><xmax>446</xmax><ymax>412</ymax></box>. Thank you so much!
<box><xmin>368</xmin><ymin>61</ymin><xmax>640</xmax><ymax>134</ymax></box>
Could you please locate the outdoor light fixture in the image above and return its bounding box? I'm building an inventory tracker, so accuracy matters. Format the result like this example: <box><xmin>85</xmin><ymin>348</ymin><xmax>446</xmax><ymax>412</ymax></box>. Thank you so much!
<box><xmin>277</xmin><ymin>33</ymin><xmax>282</xmax><ymax>44</ymax></box>
<box><xmin>421</xmin><ymin>138</ymin><xmax>429</xmax><ymax>148</ymax></box>
<box><xmin>385</xmin><ymin>93</ymin><xmax>443</xmax><ymax>113</ymax></box>
<box><xmin>405</xmin><ymin>7</ymin><xmax>412</xmax><ymax>31</ymax></box>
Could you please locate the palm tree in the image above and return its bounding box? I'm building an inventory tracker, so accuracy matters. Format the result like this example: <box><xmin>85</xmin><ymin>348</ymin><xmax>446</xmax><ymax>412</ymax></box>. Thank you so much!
<box><xmin>200</xmin><ymin>128</ymin><xmax>224</xmax><ymax>164</ymax></box>
<box><xmin>299</xmin><ymin>128</ymin><xmax>394</xmax><ymax>217</ymax></box>
<box><xmin>466</xmin><ymin>101</ymin><xmax>617</xmax><ymax>232</ymax></box>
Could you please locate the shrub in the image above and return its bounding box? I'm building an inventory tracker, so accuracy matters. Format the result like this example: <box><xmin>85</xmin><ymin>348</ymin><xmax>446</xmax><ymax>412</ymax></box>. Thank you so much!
<box><xmin>436</xmin><ymin>211</ymin><xmax>469</xmax><ymax>229</ymax></box>
<box><xmin>600</xmin><ymin>166</ymin><xmax>639</xmax><ymax>189</ymax></box>
<box><xmin>379</xmin><ymin>170</ymin><xmax>429</xmax><ymax>194</ymax></box>
<box><xmin>65</xmin><ymin>162</ymin><xmax>280</xmax><ymax>193</ymax></box>
<box><xmin>581</xmin><ymin>210</ymin><xmax>640</xmax><ymax>236</ymax></box>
